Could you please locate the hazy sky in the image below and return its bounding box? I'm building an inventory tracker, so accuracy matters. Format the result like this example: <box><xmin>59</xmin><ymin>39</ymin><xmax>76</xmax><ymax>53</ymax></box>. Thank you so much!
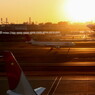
<box><xmin>1</xmin><ymin>0</ymin><xmax>95</xmax><ymax>23</ymax></box>
<box><xmin>0</xmin><ymin>0</ymin><xmax>67</xmax><ymax>23</ymax></box>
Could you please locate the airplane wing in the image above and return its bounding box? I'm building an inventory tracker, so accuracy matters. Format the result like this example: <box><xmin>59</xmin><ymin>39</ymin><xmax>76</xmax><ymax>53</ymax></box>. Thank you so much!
<box><xmin>7</xmin><ymin>90</ymin><xmax>22</xmax><ymax>95</ymax></box>
<box><xmin>7</xmin><ymin>87</ymin><xmax>46</xmax><ymax>95</ymax></box>
<box><xmin>3</xmin><ymin>51</ymin><xmax>45</xmax><ymax>95</ymax></box>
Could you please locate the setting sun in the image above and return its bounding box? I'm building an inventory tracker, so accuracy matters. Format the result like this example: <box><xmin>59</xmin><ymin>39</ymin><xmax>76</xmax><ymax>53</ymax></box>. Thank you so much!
<box><xmin>63</xmin><ymin>0</ymin><xmax>95</xmax><ymax>22</ymax></box>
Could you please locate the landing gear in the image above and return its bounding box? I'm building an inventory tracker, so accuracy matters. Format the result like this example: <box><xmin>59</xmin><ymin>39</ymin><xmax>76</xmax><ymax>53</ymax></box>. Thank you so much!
<box><xmin>47</xmin><ymin>47</ymin><xmax>53</xmax><ymax>53</ymax></box>
<box><xmin>66</xmin><ymin>48</ymin><xmax>70</xmax><ymax>57</ymax></box>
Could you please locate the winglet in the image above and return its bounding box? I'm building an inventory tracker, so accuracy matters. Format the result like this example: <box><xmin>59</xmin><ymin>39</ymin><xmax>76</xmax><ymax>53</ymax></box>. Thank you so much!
<box><xmin>3</xmin><ymin>51</ymin><xmax>21</xmax><ymax>90</ymax></box>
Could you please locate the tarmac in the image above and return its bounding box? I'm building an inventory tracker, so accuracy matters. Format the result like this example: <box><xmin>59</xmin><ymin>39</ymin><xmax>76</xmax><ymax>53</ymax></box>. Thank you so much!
<box><xmin>1</xmin><ymin>41</ymin><xmax>95</xmax><ymax>95</ymax></box>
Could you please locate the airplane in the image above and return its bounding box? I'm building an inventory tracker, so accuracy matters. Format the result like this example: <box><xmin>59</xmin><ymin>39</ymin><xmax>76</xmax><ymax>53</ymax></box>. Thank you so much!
<box><xmin>25</xmin><ymin>35</ymin><xmax>75</xmax><ymax>49</ymax></box>
<box><xmin>3</xmin><ymin>51</ymin><xmax>46</xmax><ymax>95</ymax></box>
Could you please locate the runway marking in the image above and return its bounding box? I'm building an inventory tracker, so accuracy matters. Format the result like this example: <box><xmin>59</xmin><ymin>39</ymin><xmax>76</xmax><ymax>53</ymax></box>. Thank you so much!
<box><xmin>51</xmin><ymin>77</ymin><xmax>62</xmax><ymax>95</ymax></box>
<box><xmin>47</xmin><ymin>76</ymin><xmax>62</xmax><ymax>95</ymax></box>
<box><xmin>47</xmin><ymin>77</ymin><xmax>57</xmax><ymax>95</ymax></box>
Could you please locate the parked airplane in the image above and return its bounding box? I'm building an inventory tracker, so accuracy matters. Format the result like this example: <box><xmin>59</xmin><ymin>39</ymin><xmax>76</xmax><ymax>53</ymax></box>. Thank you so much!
<box><xmin>25</xmin><ymin>35</ymin><xmax>75</xmax><ymax>49</ymax></box>
<box><xmin>3</xmin><ymin>51</ymin><xmax>45</xmax><ymax>95</ymax></box>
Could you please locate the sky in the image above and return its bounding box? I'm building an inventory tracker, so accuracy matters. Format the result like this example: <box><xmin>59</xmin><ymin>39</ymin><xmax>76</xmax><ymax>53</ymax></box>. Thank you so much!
<box><xmin>0</xmin><ymin>0</ymin><xmax>67</xmax><ymax>23</ymax></box>
<box><xmin>0</xmin><ymin>0</ymin><xmax>95</xmax><ymax>24</ymax></box>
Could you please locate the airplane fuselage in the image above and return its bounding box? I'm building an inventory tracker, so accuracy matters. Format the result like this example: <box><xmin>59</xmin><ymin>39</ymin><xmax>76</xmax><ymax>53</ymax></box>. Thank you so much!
<box><xmin>31</xmin><ymin>40</ymin><xmax>75</xmax><ymax>47</ymax></box>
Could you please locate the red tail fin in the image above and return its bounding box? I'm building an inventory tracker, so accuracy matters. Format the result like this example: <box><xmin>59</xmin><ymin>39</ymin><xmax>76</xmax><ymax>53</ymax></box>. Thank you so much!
<box><xmin>3</xmin><ymin>51</ymin><xmax>21</xmax><ymax>90</ymax></box>
<box><xmin>24</xmin><ymin>34</ymin><xmax>31</xmax><ymax>41</ymax></box>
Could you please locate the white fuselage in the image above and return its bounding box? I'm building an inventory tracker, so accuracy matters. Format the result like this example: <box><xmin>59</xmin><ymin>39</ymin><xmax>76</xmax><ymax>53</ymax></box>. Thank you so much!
<box><xmin>30</xmin><ymin>40</ymin><xmax>75</xmax><ymax>48</ymax></box>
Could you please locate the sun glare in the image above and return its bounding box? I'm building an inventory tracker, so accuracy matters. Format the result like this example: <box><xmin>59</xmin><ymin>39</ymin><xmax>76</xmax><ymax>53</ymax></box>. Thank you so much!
<box><xmin>63</xmin><ymin>0</ymin><xmax>95</xmax><ymax>22</ymax></box>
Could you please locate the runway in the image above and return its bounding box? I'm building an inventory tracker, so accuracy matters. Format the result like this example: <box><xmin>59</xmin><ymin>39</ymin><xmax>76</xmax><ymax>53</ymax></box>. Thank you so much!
<box><xmin>1</xmin><ymin>41</ymin><xmax>95</xmax><ymax>94</ymax></box>
<box><xmin>1</xmin><ymin>42</ymin><xmax>95</xmax><ymax>71</ymax></box>
<box><xmin>1</xmin><ymin>75</ymin><xmax>95</xmax><ymax>95</ymax></box>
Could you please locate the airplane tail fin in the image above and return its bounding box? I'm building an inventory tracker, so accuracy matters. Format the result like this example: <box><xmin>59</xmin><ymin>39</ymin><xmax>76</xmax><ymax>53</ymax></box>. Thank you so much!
<box><xmin>25</xmin><ymin>34</ymin><xmax>35</xmax><ymax>44</ymax></box>
<box><xmin>3</xmin><ymin>51</ymin><xmax>22</xmax><ymax>91</ymax></box>
<box><xmin>25</xmin><ymin>34</ymin><xmax>31</xmax><ymax>41</ymax></box>
<box><xmin>3</xmin><ymin>51</ymin><xmax>45</xmax><ymax>95</ymax></box>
